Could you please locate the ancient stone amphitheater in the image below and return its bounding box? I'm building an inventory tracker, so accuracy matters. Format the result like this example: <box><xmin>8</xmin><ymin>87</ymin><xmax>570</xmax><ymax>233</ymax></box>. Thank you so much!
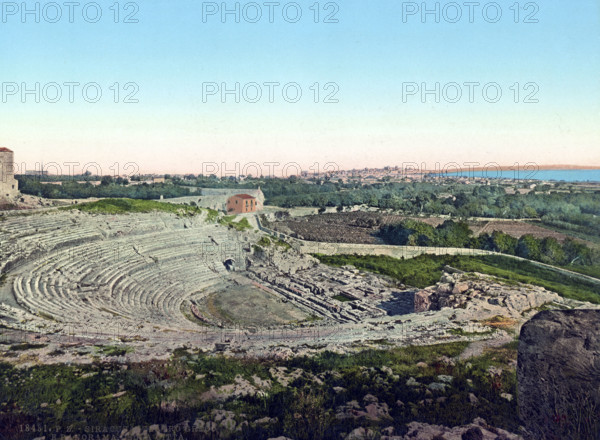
<box><xmin>0</xmin><ymin>209</ymin><xmax>256</xmax><ymax>337</ymax></box>
<box><xmin>0</xmin><ymin>206</ymin><xmax>455</xmax><ymax>358</ymax></box>
<box><xmin>2</xmin><ymin>207</ymin><xmax>594</xmax><ymax>359</ymax></box>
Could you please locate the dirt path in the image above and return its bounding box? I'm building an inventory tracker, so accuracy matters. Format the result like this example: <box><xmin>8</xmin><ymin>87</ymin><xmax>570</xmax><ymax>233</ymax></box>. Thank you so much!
<box><xmin>458</xmin><ymin>333</ymin><xmax>515</xmax><ymax>360</ymax></box>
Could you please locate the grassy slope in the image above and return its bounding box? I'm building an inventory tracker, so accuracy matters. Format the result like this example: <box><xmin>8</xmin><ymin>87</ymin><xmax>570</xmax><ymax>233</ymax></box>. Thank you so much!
<box><xmin>537</xmin><ymin>220</ymin><xmax>600</xmax><ymax>247</ymax></box>
<box><xmin>557</xmin><ymin>263</ymin><xmax>600</xmax><ymax>279</ymax></box>
<box><xmin>63</xmin><ymin>198</ymin><xmax>203</xmax><ymax>215</ymax></box>
<box><xmin>219</xmin><ymin>215</ymin><xmax>253</xmax><ymax>231</ymax></box>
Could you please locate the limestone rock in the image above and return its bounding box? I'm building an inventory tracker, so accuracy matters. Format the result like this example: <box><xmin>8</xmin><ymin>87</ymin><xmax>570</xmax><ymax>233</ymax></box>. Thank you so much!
<box><xmin>452</xmin><ymin>282</ymin><xmax>469</xmax><ymax>295</ymax></box>
<box><xmin>415</xmin><ymin>271</ymin><xmax>566</xmax><ymax>321</ymax></box>
<box><xmin>427</xmin><ymin>382</ymin><xmax>447</xmax><ymax>391</ymax></box>
<box><xmin>437</xmin><ymin>374</ymin><xmax>454</xmax><ymax>383</ymax></box>
<box><xmin>346</xmin><ymin>427</ymin><xmax>376</xmax><ymax>440</ymax></box>
<box><xmin>406</xmin><ymin>377</ymin><xmax>419</xmax><ymax>387</ymax></box>
<box><xmin>468</xmin><ymin>393</ymin><xmax>479</xmax><ymax>405</ymax></box>
<box><xmin>400</xmin><ymin>418</ymin><xmax>522</xmax><ymax>439</ymax></box>
<box><xmin>414</xmin><ymin>289</ymin><xmax>433</xmax><ymax>313</ymax></box>
<box><xmin>437</xmin><ymin>283</ymin><xmax>452</xmax><ymax>294</ymax></box>
<box><xmin>518</xmin><ymin>310</ymin><xmax>600</xmax><ymax>440</ymax></box>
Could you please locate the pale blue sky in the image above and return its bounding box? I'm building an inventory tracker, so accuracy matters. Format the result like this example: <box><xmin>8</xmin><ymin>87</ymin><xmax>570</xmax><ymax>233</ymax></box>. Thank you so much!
<box><xmin>1</xmin><ymin>0</ymin><xmax>599</xmax><ymax>174</ymax></box>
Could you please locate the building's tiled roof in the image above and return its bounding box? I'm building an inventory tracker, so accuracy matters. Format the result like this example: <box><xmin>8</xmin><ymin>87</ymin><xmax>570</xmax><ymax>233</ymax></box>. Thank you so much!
<box><xmin>231</xmin><ymin>194</ymin><xmax>256</xmax><ymax>200</ymax></box>
<box><xmin>0</xmin><ymin>147</ymin><xmax>13</xmax><ymax>153</ymax></box>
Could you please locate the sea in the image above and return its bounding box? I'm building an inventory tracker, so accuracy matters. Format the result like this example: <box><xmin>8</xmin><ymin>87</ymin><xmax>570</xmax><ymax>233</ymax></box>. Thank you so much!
<box><xmin>441</xmin><ymin>169</ymin><xmax>600</xmax><ymax>183</ymax></box>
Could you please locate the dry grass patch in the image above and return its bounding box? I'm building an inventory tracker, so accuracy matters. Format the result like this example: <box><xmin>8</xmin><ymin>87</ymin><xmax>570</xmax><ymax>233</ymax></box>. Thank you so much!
<box><xmin>480</xmin><ymin>315</ymin><xmax>518</xmax><ymax>330</ymax></box>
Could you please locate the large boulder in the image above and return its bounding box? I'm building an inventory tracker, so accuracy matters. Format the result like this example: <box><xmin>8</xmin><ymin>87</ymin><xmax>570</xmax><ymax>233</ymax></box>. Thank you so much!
<box><xmin>452</xmin><ymin>282</ymin><xmax>470</xmax><ymax>295</ymax></box>
<box><xmin>518</xmin><ymin>310</ymin><xmax>600</xmax><ymax>439</ymax></box>
<box><xmin>414</xmin><ymin>289</ymin><xmax>434</xmax><ymax>312</ymax></box>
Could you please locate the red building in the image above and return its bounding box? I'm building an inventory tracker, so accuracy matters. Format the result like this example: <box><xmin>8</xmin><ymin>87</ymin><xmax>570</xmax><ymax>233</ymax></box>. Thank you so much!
<box><xmin>226</xmin><ymin>194</ymin><xmax>257</xmax><ymax>214</ymax></box>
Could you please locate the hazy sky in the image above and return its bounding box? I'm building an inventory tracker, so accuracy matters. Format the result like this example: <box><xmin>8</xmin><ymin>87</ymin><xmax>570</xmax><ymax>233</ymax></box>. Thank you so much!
<box><xmin>1</xmin><ymin>0</ymin><xmax>599</xmax><ymax>175</ymax></box>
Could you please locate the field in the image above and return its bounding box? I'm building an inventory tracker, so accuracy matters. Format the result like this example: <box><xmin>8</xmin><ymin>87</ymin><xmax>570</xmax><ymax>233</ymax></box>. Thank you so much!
<box><xmin>271</xmin><ymin>212</ymin><xmax>578</xmax><ymax>244</ymax></box>
<box><xmin>271</xmin><ymin>212</ymin><xmax>444</xmax><ymax>244</ymax></box>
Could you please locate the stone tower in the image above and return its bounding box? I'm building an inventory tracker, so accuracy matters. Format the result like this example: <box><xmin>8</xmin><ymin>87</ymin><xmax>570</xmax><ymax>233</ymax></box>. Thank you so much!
<box><xmin>0</xmin><ymin>147</ymin><xmax>19</xmax><ymax>199</ymax></box>
<box><xmin>256</xmin><ymin>186</ymin><xmax>265</xmax><ymax>209</ymax></box>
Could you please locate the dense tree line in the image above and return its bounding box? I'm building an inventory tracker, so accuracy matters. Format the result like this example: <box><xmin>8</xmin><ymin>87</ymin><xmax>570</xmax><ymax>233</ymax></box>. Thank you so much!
<box><xmin>266</xmin><ymin>181</ymin><xmax>600</xmax><ymax>221</ymax></box>
<box><xmin>175</xmin><ymin>175</ymin><xmax>259</xmax><ymax>189</ymax></box>
<box><xmin>380</xmin><ymin>220</ymin><xmax>599</xmax><ymax>268</ymax></box>
<box><xmin>130</xmin><ymin>175</ymin><xmax>600</xmax><ymax>235</ymax></box>
<box><xmin>16</xmin><ymin>177</ymin><xmax>191</xmax><ymax>200</ymax></box>
<box><xmin>262</xmin><ymin>179</ymin><xmax>600</xmax><ymax>242</ymax></box>
<box><xmin>17</xmin><ymin>174</ymin><xmax>600</xmax><ymax>244</ymax></box>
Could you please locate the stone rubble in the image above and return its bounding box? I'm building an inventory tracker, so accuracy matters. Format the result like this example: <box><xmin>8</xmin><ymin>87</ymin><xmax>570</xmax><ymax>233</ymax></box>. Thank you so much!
<box><xmin>415</xmin><ymin>267</ymin><xmax>564</xmax><ymax>320</ymax></box>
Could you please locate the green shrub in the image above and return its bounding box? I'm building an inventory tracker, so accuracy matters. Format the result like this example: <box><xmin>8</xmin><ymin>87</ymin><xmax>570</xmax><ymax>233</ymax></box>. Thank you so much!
<box><xmin>65</xmin><ymin>199</ymin><xmax>202</xmax><ymax>215</ymax></box>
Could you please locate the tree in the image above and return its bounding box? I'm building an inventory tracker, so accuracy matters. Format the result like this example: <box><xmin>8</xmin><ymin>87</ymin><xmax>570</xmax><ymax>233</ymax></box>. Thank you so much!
<box><xmin>563</xmin><ymin>238</ymin><xmax>593</xmax><ymax>266</ymax></box>
<box><xmin>490</xmin><ymin>231</ymin><xmax>518</xmax><ymax>254</ymax></box>
<box><xmin>523</xmin><ymin>206</ymin><xmax>538</xmax><ymax>218</ymax></box>
<box><xmin>540</xmin><ymin>237</ymin><xmax>566</xmax><ymax>265</ymax></box>
<box><xmin>516</xmin><ymin>235</ymin><xmax>542</xmax><ymax>261</ymax></box>
<box><xmin>436</xmin><ymin>220</ymin><xmax>472</xmax><ymax>247</ymax></box>
<box><xmin>380</xmin><ymin>220</ymin><xmax>436</xmax><ymax>246</ymax></box>
<box><xmin>100</xmin><ymin>176</ymin><xmax>114</xmax><ymax>186</ymax></box>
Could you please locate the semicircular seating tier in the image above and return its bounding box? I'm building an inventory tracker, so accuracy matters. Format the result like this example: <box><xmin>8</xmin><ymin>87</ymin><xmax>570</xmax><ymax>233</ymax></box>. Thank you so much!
<box><xmin>1</xmin><ymin>211</ymin><xmax>250</xmax><ymax>333</ymax></box>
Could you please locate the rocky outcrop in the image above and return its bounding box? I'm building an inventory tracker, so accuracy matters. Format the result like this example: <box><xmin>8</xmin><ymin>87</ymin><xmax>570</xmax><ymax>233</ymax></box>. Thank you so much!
<box><xmin>400</xmin><ymin>418</ymin><xmax>522</xmax><ymax>439</ymax></box>
<box><xmin>253</xmin><ymin>248</ymin><xmax>318</xmax><ymax>274</ymax></box>
<box><xmin>414</xmin><ymin>270</ymin><xmax>562</xmax><ymax>319</ymax></box>
<box><xmin>200</xmin><ymin>374</ymin><xmax>271</xmax><ymax>402</ymax></box>
<box><xmin>336</xmin><ymin>394</ymin><xmax>392</xmax><ymax>422</ymax></box>
<box><xmin>343</xmin><ymin>418</ymin><xmax>522</xmax><ymax>439</ymax></box>
<box><xmin>518</xmin><ymin>310</ymin><xmax>600</xmax><ymax>440</ymax></box>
